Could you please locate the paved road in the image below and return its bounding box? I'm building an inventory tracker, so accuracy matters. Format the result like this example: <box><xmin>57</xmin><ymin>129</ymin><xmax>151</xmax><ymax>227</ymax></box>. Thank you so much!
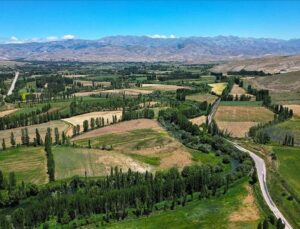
<box><xmin>7</xmin><ymin>71</ymin><xmax>19</xmax><ymax>96</ymax></box>
<box><xmin>208</xmin><ymin>97</ymin><xmax>221</xmax><ymax>125</ymax></box>
<box><xmin>230</xmin><ymin>141</ymin><xmax>293</xmax><ymax>229</ymax></box>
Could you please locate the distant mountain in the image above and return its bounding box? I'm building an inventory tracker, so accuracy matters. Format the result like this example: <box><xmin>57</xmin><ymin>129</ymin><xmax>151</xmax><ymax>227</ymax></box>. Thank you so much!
<box><xmin>1</xmin><ymin>36</ymin><xmax>300</xmax><ymax>62</ymax></box>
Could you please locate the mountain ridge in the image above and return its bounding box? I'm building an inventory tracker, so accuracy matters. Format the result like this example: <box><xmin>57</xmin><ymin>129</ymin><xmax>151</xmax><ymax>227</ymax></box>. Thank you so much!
<box><xmin>1</xmin><ymin>35</ymin><xmax>300</xmax><ymax>62</ymax></box>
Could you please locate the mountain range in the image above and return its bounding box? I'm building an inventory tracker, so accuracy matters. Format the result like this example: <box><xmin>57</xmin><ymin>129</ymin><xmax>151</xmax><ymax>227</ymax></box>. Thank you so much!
<box><xmin>1</xmin><ymin>35</ymin><xmax>300</xmax><ymax>62</ymax></box>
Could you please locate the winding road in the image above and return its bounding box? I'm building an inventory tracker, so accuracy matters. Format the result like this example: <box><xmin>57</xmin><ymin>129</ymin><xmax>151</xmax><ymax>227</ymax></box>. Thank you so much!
<box><xmin>230</xmin><ymin>141</ymin><xmax>293</xmax><ymax>229</ymax></box>
<box><xmin>7</xmin><ymin>71</ymin><xmax>19</xmax><ymax>96</ymax></box>
<box><xmin>207</xmin><ymin>97</ymin><xmax>220</xmax><ymax>125</ymax></box>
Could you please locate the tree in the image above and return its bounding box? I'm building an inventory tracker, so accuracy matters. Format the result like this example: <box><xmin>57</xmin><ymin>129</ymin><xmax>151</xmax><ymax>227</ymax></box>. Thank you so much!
<box><xmin>11</xmin><ymin>208</ymin><xmax>25</xmax><ymax>229</ymax></box>
<box><xmin>0</xmin><ymin>170</ymin><xmax>5</xmax><ymax>189</ymax></box>
<box><xmin>263</xmin><ymin>219</ymin><xmax>269</xmax><ymax>229</ymax></box>
<box><xmin>10</xmin><ymin>132</ymin><xmax>16</xmax><ymax>147</ymax></box>
<box><xmin>45</xmin><ymin>133</ymin><xmax>55</xmax><ymax>182</ymax></box>
<box><xmin>9</xmin><ymin>172</ymin><xmax>16</xmax><ymax>188</ymax></box>
<box><xmin>72</xmin><ymin>126</ymin><xmax>77</xmax><ymax>137</ymax></box>
<box><xmin>83</xmin><ymin>120</ymin><xmax>89</xmax><ymax>132</ymax></box>
<box><xmin>36</xmin><ymin>128</ymin><xmax>41</xmax><ymax>145</ymax></box>
<box><xmin>90</xmin><ymin>118</ymin><xmax>95</xmax><ymax>129</ymax></box>
<box><xmin>54</xmin><ymin>127</ymin><xmax>60</xmax><ymax>144</ymax></box>
<box><xmin>2</xmin><ymin>139</ymin><xmax>6</xmax><ymax>150</ymax></box>
<box><xmin>76</xmin><ymin>124</ymin><xmax>80</xmax><ymax>135</ymax></box>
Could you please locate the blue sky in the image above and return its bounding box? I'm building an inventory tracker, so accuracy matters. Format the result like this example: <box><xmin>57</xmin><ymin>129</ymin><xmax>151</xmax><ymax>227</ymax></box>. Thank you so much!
<box><xmin>1</xmin><ymin>0</ymin><xmax>300</xmax><ymax>43</ymax></box>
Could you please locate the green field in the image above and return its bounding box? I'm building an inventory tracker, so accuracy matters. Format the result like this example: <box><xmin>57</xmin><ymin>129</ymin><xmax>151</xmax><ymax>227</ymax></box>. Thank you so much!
<box><xmin>186</xmin><ymin>93</ymin><xmax>217</xmax><ymax>104</ymax></box>
<box><xmin>66</xmin><ymin>179</ymin><xmax>263</xmax><ymax>229</ymax></box>
<box><xmin>263</xmin><ymin>118</ymin><xmax>300</xmax><ymax>145</ymax></box>
<box><xmin>220</xmin><ymin>101</ymin><xmax>263</xmax><ymax>106</ymax></box>
<box><xmin>0</xmin><ymin>147</ymin><xmax>47</xmax><ymax>184</ymax></box>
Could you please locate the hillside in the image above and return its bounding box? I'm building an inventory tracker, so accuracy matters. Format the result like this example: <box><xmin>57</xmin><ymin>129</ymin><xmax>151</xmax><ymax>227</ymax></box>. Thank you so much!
<box><xmin>1</xmin><ymin>36</ymin><xmax>300</xmax><ymax>62</ymax></box>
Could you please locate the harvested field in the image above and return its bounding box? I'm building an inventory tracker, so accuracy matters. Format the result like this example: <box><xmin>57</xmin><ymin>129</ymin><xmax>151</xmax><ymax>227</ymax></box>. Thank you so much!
<box><xmin>53</xmin><ymin>146</ymin><xmax>153</xmax><ymax>180</ymax></box>
<box><xmin>230</xmin><ymin>84</ymin><xmax>246</xmax><ymax>95</ymax></box>
<box><xmin>215</xmin><ymin>105</ymin><xmax>273</xmax><ymax>138</ymax></box>
<box><xmin>73</xmin><ymin>119</ymin><xmax>192</xmax><ymax>170</ymax></box>
<box><xmin>215</xmin><ymin>106</ymin><xmax>274</xmax><ymax>122</ymax></box>
<box><xmin>63</xmin><ymin>74</ymin><xmax>87</xmax><ymax>78</ymax></box>
<box><xmin>74</xmin><ymin>80</ymin><xmax>111</xmax><ymax>87</ymax></box>
<box><xmin>217</xmin><ymin>121</ymin><xmax>257</xmax><ymax>138</ymax></box>
<box><xmin>0</xmin><ymin>120</ymin><xmax>71</xmax><ymax>147</ymax></box>
<box><xmin>0</xmin><ymin>108</ymin><xmax>18</xmax><ymax>117</ymax></box>
<box><xmin>141</xmin><ymin>83</ymin><xmax>190</xmax><ymax>91</ymax></box>
<box><xmin>62</xmin><ymin>110</ymin><xmax>122</xmax><ymax>134</ymax></box>
<box><xmin>73</xmin><ymin>90</ymin><xmax>103</xmax><ymax>97</ymax></box>
<box><xmin>284</xmin><ymin>104</ymin><xmax>300</xmax><ymax>117</ymax></box>
<box><xmin>209</xmin><ymin>82</ymin><xmax>227</xmax><ymax>95</ymax></box>
<box><xmin>189</xmin><ymin>116</ymin><xmax>207</xmax><ymax>126</ymax></box>
<box><xmin>73</xmin><ymin>119</ymin><xmax>162</xmax><ymax>140</ymax></box>
<box><xmin>186</xmin><ymin>93</ymin><xmax>217</xmax><ymax>104</ymax></box>
<box><xmin>0</xmin><ymin>147</ymin><xmax>47</xmax><ymax>184</ymax></box>
<box><xmin>101</xmin><ymin>88</ymin><xmax>153</xmax><ymax>95</ymax></box>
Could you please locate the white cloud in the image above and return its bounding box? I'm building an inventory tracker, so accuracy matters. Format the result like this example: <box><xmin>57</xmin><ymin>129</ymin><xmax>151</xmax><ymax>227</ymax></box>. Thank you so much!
<box><xmin>46</xmin><ymin>36</ymin><xmax>59</xmax><ymax>41</ymax></box>
<box><xmin>7</xmin><ymin>36</ymin><xmax>24</xmax><ymax>44</ymax></box>
<box><xmin>62</xmin><ymin>34</ymin><xmax>75</xmax><ymax>40</ymax></box>
<box><xmin>147</xmin><ymin>34</ymin><xmax>176</xmax><ymax>39</ymax></box>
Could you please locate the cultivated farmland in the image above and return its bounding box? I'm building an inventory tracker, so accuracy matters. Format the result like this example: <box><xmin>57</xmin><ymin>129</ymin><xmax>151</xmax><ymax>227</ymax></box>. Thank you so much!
<box><xmin>208</xmin><ymin>82</ymin><xmax>227</xmax><ymax>95</ymax></box>
<box><xmin>215</xmin><ymin>105</ymin><xmax>274</xmax><ymax>137</ymax></box>
<box><xmin>0</xmin><ymin>120</ymin><xmax>71</xmax><ymax>147</ymax></box>
<box><xmin>186</xmin><ymin>93</ymin><xmax>217</xmax><ymax>104</ymax></box>
<box><xmin>141</xmin><ymin>83</ymin><xmax>190</xmax><ymax>91</ymax></box>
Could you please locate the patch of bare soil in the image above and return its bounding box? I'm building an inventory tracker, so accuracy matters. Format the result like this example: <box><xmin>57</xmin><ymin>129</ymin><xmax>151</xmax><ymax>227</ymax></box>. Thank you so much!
<box><xmin>141</xmin><ymin>84</ymin><xmax>191</xmax><ymax>91</ymax></box>
<box><xmin>217</xmin><ymin>121</ymin><xmax>257</xmax><ymax>138</ymax></box>
<box><xmin>0</xmin><ymin>108</ymin><xmax>18</xmax><ymax>117</ymax></box>
<box><xmin>189</xmin><ymin>116</ymin><xmax>207</xmax><ymax>126</ymax></box>
<box><xmin>229</xmin><ymin>185</ymin><xmax>260</xmax><ymax>222</ymax></box>
<box><xmin>284</xmin><ymin>104</ymin><xmax>300</xmax><ymax>117</ymax></box>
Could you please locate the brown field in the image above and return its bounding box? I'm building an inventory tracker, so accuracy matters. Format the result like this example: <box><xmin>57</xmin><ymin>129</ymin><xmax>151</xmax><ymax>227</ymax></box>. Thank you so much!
<box><xmin>229</xmin><ymin>185</ymin><xmax>260</xmax><ymax>223</ymax></box>
<box><xmin>63</xmin><ymin>74</ymin><xmax>87</xmax><ymax>78</ymax></box>
<box><xmin>73</xmin><ymin>90</ymin><xmax>104</xmax><ymax>97</ymax></box>
<box><xmin>141</xmin><ymin>83</ymin><xmax>190</xmax><ymax>91</ymax></box>
<box><xmin>72</xmin><ymin>119</ymin><xmax>192</xmax><ymax>170</ymax></box>
<box><xmin>189</xmin><ymin>116</ymin><xmax>207</xmax><ymax>126</ymax></box>
<box><xmin>215</xmin><ymin>106</ymin><xmax>274</xmax><ymax>122</ymax></box>
<box><xmin>102</xmin><ymin>88</ymin><xmax>153</xmax><ymax>95</ymax></box>
<box><xmin>0</xmin><ymin>120</ymin><xmax>71</xmax><ymax>147</ymax></box>
<box><xmin>284</xmin><ymin>104</ymin><xmax>300</xmax><ymax>117</ymax></box>
<box><xmin>186</xmin><ymin>93</ymin><xmax>217</xmax><ymax>104</ymax></box>
<box><xmin>230</xmin><ymin>84</ymin><xmax>246</xmax><ymax>95</ymax></box>
<box><xmin>74</xmin><ymin>80</ymin><xmax>111</xmax><ymax>87</ymax></box>
<box><xmin>217</xmin><ymin>121</ymin><xmax>257</xmax><ymax>138</ymax></box>
<box><xmin>62</xmin><ymin>110</ymin><xmax>122</xmax><ymax>134</ymax></box>
<box><xmin>0</xmin><ymin>108</ymin><xmax>18</xmax><ymax>117</ymax></box>
<box><xmin>73</xmin><ymin>119</ymin><xmax>161</xmax><ymax>140</ymax></box>
<box><xmin>215</xmin><ymin>105</ymin><xmax>273</xmax><ymax>137</ymax></box>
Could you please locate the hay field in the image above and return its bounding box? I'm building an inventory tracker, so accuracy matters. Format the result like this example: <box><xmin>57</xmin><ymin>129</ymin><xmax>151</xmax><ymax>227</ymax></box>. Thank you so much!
<box><xmin>0</xmin><ymin>147</ymin><xmax>47</xmax><ymax>184</ymax></box>
<box><xmin>284</xmin><ymin>104</ymin><xmax>300</xmax><ymax>117</ymax></box>
<box><xmin>189</xmin><ymin>116</ymin><xmax>207</xmax><ymax>126</ymax></box>
<box><xmin>73</xmin><ymin>90</ymin><xmax>103</xmax><ymax>97</ymax></box>
<box><xmin>141</xmin><ymin>83</ymin><xmax>190</xmax><ymax>91</ymax></box>
<box><xmin>186</xmin><ymin>93</ymin><xmax>217</xmax><ymax>104</ymax></box>
<box><xmin>215</xmin><ymin>105</ymin><xmax>274</xmax><ymax>138</ymax></box>
<box><xmin>102</xmin><ymin>88</ymin><xmax>153</xmax><ymax>95</ymax></box>
<box><xmin>0</xmin><ymin>120</ymin><xmax>71</xmax><ymax>147</ymax></box>
<box><xmin>73</xmin><ymin>119</ymin><xmax>192</xmax><ymax>170</ymax></box>
<box><xmin>209</xmin><ymin>82</ymin><xmax>227</xmax><ymax>95</ymax></box>
<box><xmin>62</xmin><ymin>110</ymin><xmax>122</xmax><ymax>135</ymax></box>
<box><xmin>0</xmin><ymin>108</ymin><xmax>18</xmax><ymax>117</ymax></box>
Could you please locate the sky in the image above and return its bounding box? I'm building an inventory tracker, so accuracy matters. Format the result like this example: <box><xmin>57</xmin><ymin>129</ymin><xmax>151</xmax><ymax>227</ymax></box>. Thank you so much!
<box><xmin>1</xmin><ymin>0</ymin><xmax>300</xmax><ymax>43</ymax></box>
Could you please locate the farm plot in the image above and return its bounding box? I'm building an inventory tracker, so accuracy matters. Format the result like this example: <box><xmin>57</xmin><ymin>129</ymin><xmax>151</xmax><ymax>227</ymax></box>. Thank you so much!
<box><xmin>215</xmin><ymin>105</ymin><xmax>274</xmax><ymax>138</ymax></box>
<box><xmin>0</xmin><ymin>108</ymin><xmax>18</xmax><ymax>117</ymax></box>
<box><xmin>189</xmin><ymin>116</ymin><xmax>207</xmax><ymax>126</ymax></box>
<box><xmin>0</xmin><ymin>120</ymin><xmax>71</xmax><ymax>147</ymax></box>
<box><xmin>73</xmin><ymin>119</ymin><xmax>193</xmax><ymax>170</ymax></box>
<box><xmin>0</xmin><ymin>147</ymin><xmax>47</xmax><ymax>184</ymax></box>
<box><xmin>74</xmin><ymin>80</ymin><xmax>111</xmax><ymax>87</ymax></box>
<box><xmin>208</xmin><ymin>82</ymin><xmax>227</xmax><ymax>95</ymax></box>
<box><xmin>101</xmin><ymin>88</ymin><xmax>153</xmax><ymax>96</ymax></box>
<box><xmin>230</xmin><ymin>84</ymin><xmax>254</xmax><ymax>99</ymax></box>
<box><xmin>62</xmin><ymin>110</ymin><xmax>122</xmax><ymax>135</ymax></box>
<box><xmin>186</xmin><ymin>93</ymin><xmax>217</xmax><ymax>104</ymax></box>
<box><xmin>284</xmin><ymin>104</ymin><xmax>300</xmax><ymax>117</ymax></box>
<box><xmin>141</xmin><ymin>84</ymin><xmax>191</xmax><ymax>91</ymax></box>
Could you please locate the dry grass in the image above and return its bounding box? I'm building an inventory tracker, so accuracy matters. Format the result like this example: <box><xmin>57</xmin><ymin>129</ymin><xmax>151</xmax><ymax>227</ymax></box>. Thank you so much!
<box><xmin>73</xmin><ymin>119</ymin><xmax>192</xmax><ymax>170</ymax></box>
<box><xmin>62</xmin><ymin>110</ymin><xmax>122</xmax><ymax>135</ymax></box>
<box><xmin>215</xmin><ymin>106</ymin><xmax>274</xmax><ymax>122</ymax></box>
<box><xmin>0</xmin><ymin>108</ymin><xmax>18</xmax><ymax>117</ymax></box>
<box><xmin>208</xmin><ymin>83</ymin><xmax>227</xmax><ymax>95</ymax></box>
<box><xmin>284</xmin><ymin>104</ymin><xmax>300</xmax><ymax>117</ymax></box>
<box><xmin>73</xmin><ymin>90</ymin><xmax>104</xmax><ymax>97</ymax></box>
<box><xmin>63</xmin><ymin>74</ymin><xmax>87</xmax><ymax>78</ymax></box>
<box><xmin>217</xmin><ymin>121</ymin><xmax>257</xmax><ymax>138</ymax></box>
<box><xmin>186</xmin><ymin>93</ymin><xmax>217</xmax><ymax>104</ymax></box>
<box><xmin>0</xmin><ymin>120</ymin><xmax>71</xmax><ymax>147</ymax></box>
<box><xmin>74</xmin><ymin>80</ymin><xmax>111</xmax><ymax>87</ymax></box>
<box><xmin>141</xmin><ymin>83</ymin><xmax>190</xmax><ymax>91</ymax></box>
<box><xmin>189</xmin><ymin>116</ymin><xmax>207</xmax><ymax>126</ymax></box>
<box><xmin>229</xmin><ymin>185</ymin><xmax>260</xmax><ymax>222</ymax></box>
<box><xmin>102</xmin><ymin>88</ymin><xmax>153</xmax><ymax>95</ymax></box>
<box><xmin>73</xmin><ymin>119</ymin><xmax>161</xmax><ymax>140</ymax></box>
